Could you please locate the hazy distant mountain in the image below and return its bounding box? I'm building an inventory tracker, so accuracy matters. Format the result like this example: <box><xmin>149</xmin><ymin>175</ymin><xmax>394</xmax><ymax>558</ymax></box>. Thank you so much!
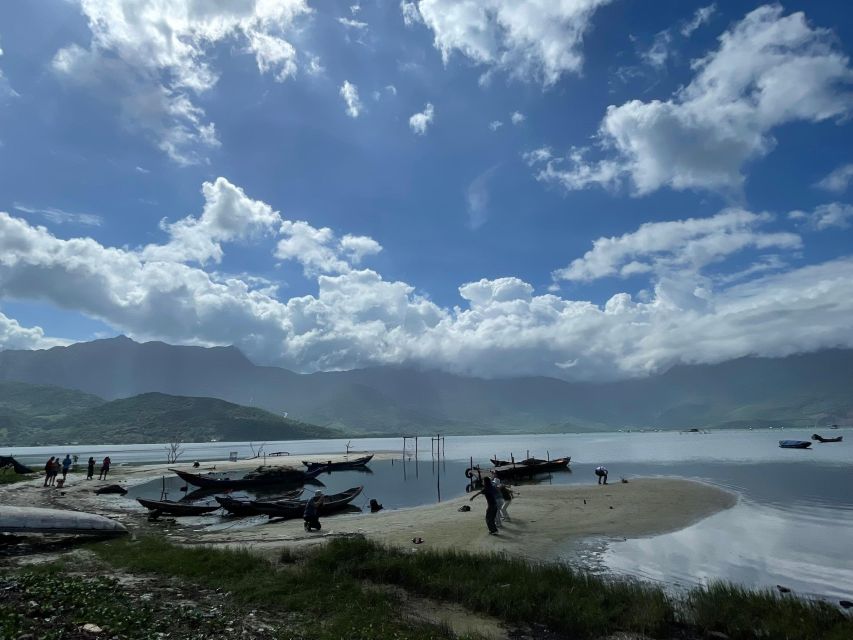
<box><xmin>0</xmin><ymin>381</ymin><xmax>340</xmax><ymax>446</ymax></box>
<box><xmin>1</xmin><ymin>336</ymin><xmax>851</xmax><ymax>435</ymax></box>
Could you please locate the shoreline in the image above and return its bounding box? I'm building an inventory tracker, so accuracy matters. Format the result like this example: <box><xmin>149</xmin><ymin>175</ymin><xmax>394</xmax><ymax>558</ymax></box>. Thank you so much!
<box><xmin>0</xmin><ymin>456</ymin><xmax>737</xmax><ymax>565</ymax></box>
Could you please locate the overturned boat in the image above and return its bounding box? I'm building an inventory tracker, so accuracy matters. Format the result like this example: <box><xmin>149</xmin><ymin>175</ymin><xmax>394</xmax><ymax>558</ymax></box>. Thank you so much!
<box><xmin>0</xmin><ymin>505</ymin><xmax>127</xmax><ymax>536</ymax></box>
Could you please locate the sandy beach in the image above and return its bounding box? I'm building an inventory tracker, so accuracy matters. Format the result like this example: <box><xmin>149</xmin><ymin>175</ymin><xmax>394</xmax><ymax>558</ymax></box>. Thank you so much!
<box><xmin>0</xmin><ymin>456</ymin><xmax>737</xmax><ymax>562</ymax></box>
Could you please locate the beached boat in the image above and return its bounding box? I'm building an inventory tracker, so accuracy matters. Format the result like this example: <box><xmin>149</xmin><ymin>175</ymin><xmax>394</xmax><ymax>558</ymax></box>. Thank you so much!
<box><xmin>493</xmin><ymin>457</ymin><xmax>571</xmax><ymax>479</ymax></box>
<box><xmin>0</xmin><ymin>505</ymin><xmax>127</xmax><ymax>536</ymax></box>
<box><xmin>215</xmin><ymin>489</ymin><xmax>303</xmax><ymax>517</ymax></box>
<box><xmin>136</xmin><ymin>498</ymin><xmax>221</xmax><ymax>516</ymax></box>
<box><xmin>490</xmin><ymin>456</ymin><xmax>569</xmax><ymax>467</ymax></box>
<box><xmin>171</xmin><ymin>466</ymin><xmax>322</xmax><ymax>490</ymax></box>
<box><xmin>251</xmin><ymin>486</ymin><xmax>363</xmax><ymax>519</ymax></box>
<box><xmin>779</xmin><ymin>440</ymin><xmax>812</xmax><ymax>449</ymax></box>
<box><xmin>812</xmin><ymin>434</ymin><xmax>843</xmax><ymax>443</ymax></box>
<box><xmin>302</xmin><ymin>454</ymin><xmax>374</xmax><ymax>472</ymax></box>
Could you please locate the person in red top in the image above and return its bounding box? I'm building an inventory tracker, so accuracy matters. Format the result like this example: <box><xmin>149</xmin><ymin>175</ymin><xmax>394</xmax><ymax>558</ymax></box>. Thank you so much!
<box><xmin>43</xmin><ymin>457</ymin><xmax>55</xmax><ymax>487</ymax></box>
<box><xmin>98</xmin><ymin>456</ymin><xmax>111</xmax><ymax>480</ymax></box>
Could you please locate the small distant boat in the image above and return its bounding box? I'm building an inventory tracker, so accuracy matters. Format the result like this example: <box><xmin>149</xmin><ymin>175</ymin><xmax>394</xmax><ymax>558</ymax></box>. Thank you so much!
<box><xmin>250</xmin><ymin>486</ymin><xmax>363</xmax><ymax>519</ymax></box>
<box><xmin>812</xmin><ymin>434</ymin><xmax>843</xmax><ymax>443</ymax></box>
<box><xmin>302</xmin><ymin>454</ymin><xmax>374</xmax><ymax>472</ymax></box>
<box><xmin>136</xmin><ymin>498</ymin><xmax>221</xmax><ymax>516</ymax></box>
<box><xmin>779</xmin><ymin>440</ymin><xmax>812</xmax><ymax>449</ymax></box>
<box><xmin>0</xmin><ymin>505</ymin><xmax>127</xmax><ymax>536</ymax></box>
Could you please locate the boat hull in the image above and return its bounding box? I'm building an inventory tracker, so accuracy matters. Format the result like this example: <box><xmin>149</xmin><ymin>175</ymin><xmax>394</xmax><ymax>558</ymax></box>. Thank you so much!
<box><xmin>779</xmin><ymin>440</ymin><xmax>812</xmax><ymax>449</ymax></box>
<box><xmin>171</xmin><ymin>467</ymin><xmax>318</xmax><ymax>490</ymax></box>
<box><xmin>493</xmin><ymin>457</ymin><xmax>571</xmax><ymax>479</ymax></box>
<box><xmin>252</xmin><ymin>486</ymin><xmax>363</xmax><ymax>519</ymax></box>
<box><xmin>0</xmin><ymin>505</ymin><xmax>127</xmax><ymax>536</ymax></box>
<box><xmin>136</xmin><ymin>498</ymin><xmax>220</xmax><ymax>516</ymax></box>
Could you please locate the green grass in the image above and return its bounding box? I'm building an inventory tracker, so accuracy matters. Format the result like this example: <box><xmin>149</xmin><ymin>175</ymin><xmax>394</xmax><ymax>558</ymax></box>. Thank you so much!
<box><xmin>0</xmin><ymin>472</ymin><xmax>36</xmax><ymax>485</ymax></box>
<box><xmin>687</xmin><ymin>582</ymin><xmax>853</xmax><ymax>640</ymax></box>
<box><xmin>86</xmin><ymin>536</ymin><xmax>853</xmax><ymax>640</ymax></box>
<box><xmin>311</xmin><ymin>536</ymin><xmax>673</xmax><ymax>638</ymax></box>
<box><xmin>91</xmin><ymin>536</ymin><xmax>461</xmax><ymax>640</ymax></box>
<box><xmin>312</xmin><ymin>537</ymin><xmax>853</xmax><ymax>640</ymax></box>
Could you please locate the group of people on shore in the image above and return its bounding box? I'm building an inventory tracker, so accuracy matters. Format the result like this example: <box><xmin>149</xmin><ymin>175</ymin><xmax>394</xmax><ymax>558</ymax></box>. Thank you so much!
<box><xmin>469</xmin><ymin>476</ymin><xmax>514</xmax><ymax>534</ymax></box>
<box><xmin>470</xmin><ymin>465</ymin><xmax>610</xmax><ymax>534</ymax></box>
<box><xmin>42</xmin><ymin>455</ymin><xmax>111</xmax><ymax>486</ymax></box>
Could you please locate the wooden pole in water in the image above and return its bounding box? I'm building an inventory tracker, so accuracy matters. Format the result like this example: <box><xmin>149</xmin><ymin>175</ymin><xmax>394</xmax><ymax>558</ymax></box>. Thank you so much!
<box><xmin>415</xmin><ymin>436</ymin><xmax>418</xmax><ymax>459</ymax></box>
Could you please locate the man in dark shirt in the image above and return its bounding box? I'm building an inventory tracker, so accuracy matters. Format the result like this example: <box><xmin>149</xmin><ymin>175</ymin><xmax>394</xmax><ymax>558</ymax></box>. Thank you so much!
<box><xmin>304</xmin><ymin>490</ymin><xmax>325</xmax><ymax>532</ymax></box>
<box><xmin>469</xmin><ymin>476</ymin><xmax>500</xmax><ymax>534</ymax></box>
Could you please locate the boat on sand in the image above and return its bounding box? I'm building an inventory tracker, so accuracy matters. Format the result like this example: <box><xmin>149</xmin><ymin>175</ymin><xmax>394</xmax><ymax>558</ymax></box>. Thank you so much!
<box><xmin>0</xmin><ymin>505</ymin><xmax>127</xmax><ymax>536</ymax></box>
<box><xmin>779</xmin><ymin>440</ymin><xmax>812</xmax><ymax>449</ymax></box>
<box><xmin>302</xmin><ymin>454</ymin><xmax>373</xmax><ymax>472</ymax></box>
<box><xmin>251</xmin><ymin>486</ymin><xmax>363</xmax><ymax>519</ymax></box>
<box><xmin>171</xmin><ymin>466</ymin><xmax>323</xmax><ymax>490</ymax></box>
<box><xmin>136</xmin><ymin>498</ymin><xmax>220</xmax><ymax>516</ymax></box>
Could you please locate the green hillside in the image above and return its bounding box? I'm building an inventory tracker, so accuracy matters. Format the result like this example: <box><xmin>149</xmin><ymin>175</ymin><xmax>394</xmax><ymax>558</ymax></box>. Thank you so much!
<box><xmin>60</xmin><ymin>392</ymin><xmax>341</xmax><ymax>444</ymax></box>
<box><xmin>0</xmin><ymin>381</ymin><xmax>340</xmax><ymax>445</ymax></box>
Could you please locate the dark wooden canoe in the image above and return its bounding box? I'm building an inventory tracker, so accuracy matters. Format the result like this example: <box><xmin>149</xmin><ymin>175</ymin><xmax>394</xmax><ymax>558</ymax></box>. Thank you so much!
<box><xmin>251</xmin><ymin>486</ymin><xmax>363</xmax><ymax>519</ymax></box>
<box><xmin>490</xmin><ymin>456</ymin><xmax>566</xmax><ymax>467</ymax></box>
<box><xmin>493</xmin><ymin>457</ymin><xmax>571</xmax><ymax>479</ymax></box>
<box><xmin>216</xmin><ymin>489</ymin><xmax>303</xmax><ymax>517</ymax></box>
<box><xmin>812</xmin><ymin>434</ymin><xmax>843</xmax><ymax>443</ymax></box>
<box><xmin>302</xmin><ymin>455</ymin><xmax>374</xmax><ymax>472</ymax></box>
<box><xmin>171</xmin><ymin>466</ymin><xmax>322</xmax><ymax>490</ymax></box>
<box><xmin>136</xmin><ymin>498</ymin><xmax>220</xmax><ymax>516</ymax></box>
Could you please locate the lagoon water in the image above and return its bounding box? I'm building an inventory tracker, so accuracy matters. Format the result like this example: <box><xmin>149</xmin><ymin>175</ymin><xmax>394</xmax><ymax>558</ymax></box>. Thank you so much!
<box><xmin>6</xmin><ymin>429</ymin><xmax>853</xmax><ymax>600</ymax></box>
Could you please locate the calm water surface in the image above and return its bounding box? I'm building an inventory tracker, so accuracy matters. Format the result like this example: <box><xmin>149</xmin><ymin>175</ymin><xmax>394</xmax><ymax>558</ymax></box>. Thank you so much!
<box><xmin>6</xmin><ymin>429</ymin><xmax>852</xmax><ymax>599</ymax></box>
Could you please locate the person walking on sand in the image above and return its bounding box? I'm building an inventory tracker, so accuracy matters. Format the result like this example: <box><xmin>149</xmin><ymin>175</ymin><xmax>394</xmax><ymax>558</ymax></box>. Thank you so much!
<box><xmin>43</xmin><ymin>457</ymin><xmax>55</xmax><ymax>487</ymax></box>
<box><xmin>49</xmin><ymin>457</ymin><xmax>60</xmax><ymax>486</ymax></box>
<box><xmin>86</xmin><ymin>457</ymin><xmax>96</xmax><ymax>480</ymax></box>
<box><xmin>98</xmin><ymin>456</ymin><xmax>111</xmax><ymax>480</ymax></box>
<box><xmin>61</xmin><ymin>454</ymin><xmax>73</xmax><ymax>481</ymax></box>
<box><xmin>595</xmin><ymin>465</ymin><xmax>608</xmax><ymax>485</ymax></box>
<box><xmin>469</xmin><ymin>476</ymin><xmax>500</xmax><ymax>535</ymax></box>
<box><xmin>304</xmin><ymin>490</ymin><xmax>325</xmax><ymax>532</ymax></box>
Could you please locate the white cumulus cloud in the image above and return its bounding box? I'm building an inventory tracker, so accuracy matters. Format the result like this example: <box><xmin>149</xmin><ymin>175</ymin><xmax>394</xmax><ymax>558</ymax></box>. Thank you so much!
<box><xmin>51</xmin><ymin>0</ymin><xmax>310</xmax><ymax>165</ymax></box>
<box><xmin>789</xmin><ymin>203</ymin><xmax>853</xmax><ymax>230</ymax></box>
<box><xmin>510</xmin><ymin>111</ymin><xmax>526</xmax><ymax>125</ymax></box>
<box><xmin>409</xmin><ymin>0</ymin><xmax>613</xmax><ymax>86</ymax></box>
<box><xmin>815</xmin><ymin>164</ymin><xmax>853</xmax><ymax>193</ymax></box>
<box><xmin>3</xmin><ymin>181</ymin><xmax>853</xmax><ymax>381</ymax></box>
<box><xmin>339</xmin><ymin>80</ymin><xmax>363</xmax><ymax>118</ymax></box>
<box><xmin>535</xmin><ymin>5</ymin><xmax>853</xmax><ymax>196</ymax></box>
<box><xmin>409</xmin><ymin>102</ymin><xmax>434</xmax><ymax>135</ymax></box>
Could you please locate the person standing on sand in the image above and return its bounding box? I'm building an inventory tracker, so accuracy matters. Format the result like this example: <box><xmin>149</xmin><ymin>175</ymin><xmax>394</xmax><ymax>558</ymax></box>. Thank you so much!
<box><xmin>61</xmin><ymin>454</ymin><xmax>72</xmax><ymax>481</ymax></box>
<box><xmin>595</xmin><ymin>465</ymin><xmax>608</xmax><ymax>485</ymax></box>
<box><xmin>498</xmin><ymin>482</ymin><xmax>513</xmax><ymax>521</ymax></box>
<box><xmin>492</xmin><ymin>478</ymin><xmax>505</xmax><ymax>528</ymax></box>
<box><xmin>304</xmin><ymin>490</ymin><xmax>325</xmax><ymax>532</ymax></box>
<box><xmin>86</xmin><ymin>457</ymin><xmax>96</xmax><ymax>480</ymax></box>
<box><xmin>98</xmin><ymin>456</ymin><xmax>111</xmax><ymax>480</ymax></box>
<box><xmin>43</xmin><ymin>457</ymin><xmax>55</xmax><ymax>487</ymax></box>
<box><xmin>469</xmin><ymin>476</ymin><xmax>500</xmax><ymax>535</ymax></box>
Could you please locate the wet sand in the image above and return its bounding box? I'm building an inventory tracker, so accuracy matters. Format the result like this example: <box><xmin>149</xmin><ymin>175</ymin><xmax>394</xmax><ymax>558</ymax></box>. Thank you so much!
<box><xmin>1</xmin><ymin>458</ymin><xmax>736</xmax><ymax>562</ymax></box>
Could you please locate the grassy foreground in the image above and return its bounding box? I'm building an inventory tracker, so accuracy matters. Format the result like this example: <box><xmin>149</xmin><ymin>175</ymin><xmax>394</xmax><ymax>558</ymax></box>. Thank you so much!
<box><xmin>72</xmin><ymin>536</ymin><xmax>852</xmax><ymax>639</ymax></box>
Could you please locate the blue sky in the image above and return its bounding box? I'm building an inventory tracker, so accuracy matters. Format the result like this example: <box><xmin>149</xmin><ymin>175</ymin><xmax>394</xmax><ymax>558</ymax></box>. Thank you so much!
<box><xmin>1</xmin><ymin>0</ymin><xmax>852</xmax><ymax>381</ymax></box>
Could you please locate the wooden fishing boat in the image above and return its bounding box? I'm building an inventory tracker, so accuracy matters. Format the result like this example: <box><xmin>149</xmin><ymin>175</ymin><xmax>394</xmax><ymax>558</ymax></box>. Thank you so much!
<box><xmin>251</xmin><ymin>486</ymin><xmax>363</xmax><ymax>519</ymax></box>
<box><xmin>779</xmin><ymin>440</ymin><xmax>812</xmax><ymax>449</ymax></box>
<box><xmin>493</xmin><ymin>457</ymin><xmax>571</xmax><ymax>479</ymax></box>
<box><xmin>215</xmin><ymin>489</ymin><xmax>303</xmax><ymax>517</ymax></box>
<box><xmin>302</xmin><ymin>455</ymin><xmax>374</xmax><ymax>472</ymax></box>
<box><xmin>812</xmin><ymin>434</ymin><xmax>843</xmax><ymax>443</ymax></box>
<box><xmin>136</xmin><ymin>498</ymin><xmax>221</xmax><ymax>516</ymax></box>
<box><xmin>490</xmin><ymin>456</ymin><xmax>569</xmax><ymax>468</ymax></box>
<box><xmin>171</xmin><ymin>466</ymin><xmax>323</xmax><ymax>490</ymax></box>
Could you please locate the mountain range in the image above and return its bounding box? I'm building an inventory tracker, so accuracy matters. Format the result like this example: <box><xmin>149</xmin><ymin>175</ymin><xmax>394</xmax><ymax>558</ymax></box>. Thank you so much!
<box><xmin>1</xmin><ymin>336</ymin><xmax>851</xmax><ymax>442</ymax></box>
